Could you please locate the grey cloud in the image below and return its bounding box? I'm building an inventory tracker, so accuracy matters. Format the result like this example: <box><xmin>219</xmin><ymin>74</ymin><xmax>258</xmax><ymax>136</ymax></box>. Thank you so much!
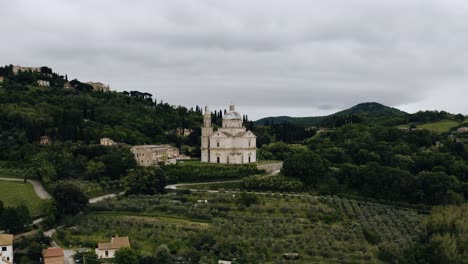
<box><xmin>2</xmin><ymin>0</ymin><xmax>468</xmax><ymax>119</ymax></box>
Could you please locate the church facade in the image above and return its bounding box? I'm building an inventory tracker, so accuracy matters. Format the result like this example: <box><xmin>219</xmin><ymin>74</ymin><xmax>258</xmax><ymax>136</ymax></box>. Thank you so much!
<box><xmin>201</xmin><ymin>105</ymin><xmax>257</xmax><ymax>164</ymax></box>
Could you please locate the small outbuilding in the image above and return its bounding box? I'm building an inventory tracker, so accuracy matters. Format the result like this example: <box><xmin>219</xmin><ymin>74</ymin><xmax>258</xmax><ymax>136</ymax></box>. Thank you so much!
<box><xmin>95</xmin><ymin>236</ymin><xmax>131</xmax><ymax>259</ymax></box>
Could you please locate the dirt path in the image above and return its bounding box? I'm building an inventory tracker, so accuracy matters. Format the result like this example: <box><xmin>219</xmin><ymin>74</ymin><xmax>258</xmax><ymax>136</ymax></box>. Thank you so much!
<box><xmin>165</xmin><ymin>180</ymin><xmax>242</xmax><ymax>190</ymax></box>
<box><xmin>0</xmin><ymin>177</ymin><xmax>52</xmax><ymax>199</ymax></box>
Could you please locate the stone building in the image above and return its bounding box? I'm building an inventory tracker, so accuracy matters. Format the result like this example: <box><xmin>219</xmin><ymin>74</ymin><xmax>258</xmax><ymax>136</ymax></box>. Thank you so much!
<box><xmin>37</xmin><ymin>80</ymin><xmax>50</xmax><ymax>87</ymax></box>
<box><xmin>201</xmin><ymin>105</ymin><xmax>256</xmax><ymax>164</ymax></box>
<box><xmin>40</xmin><ymin>136</ymin><xmax>51</xmax><ymax>146</ymax></box>
<box><xmin>86</xmin><ymin>82</ymin><xmax>110</xmax><ymax>92</ymax></box>
<box><xmin>12</xmin><ymin>66</ymin><xmax>40</xmax><ymax>74</ymax></box>
<box><xmin>457</xmin><ymin>127</ymin><xmax>468</xmax><ymax>134</ymax></box>
<box><xmin>131</xmin><ymin>145</ymin><xmax>180</xmax><ymax>166</ymax></box>
<box><xmin>96</xmin><ymin>236</ymin><xmax>130</xmax><ymax>259</ymax></box>
<box><xmin>176</xmin><ymin>128</ymin><xmax>193</xmax><ymax>137</ymax></box>
<box><xmin>100</xmin><ymin>138</ymin><xmax>116</xmax><ymax>146</ymax></box>
<box><xmin>0</xmin><ymin>234</ymin><xmax>13</xmax><ymax>264</ymax></box>
<box><xmin>42</xmin><ymin>247</ymin><xmax>65</xmax><ymax>264</ymax></box>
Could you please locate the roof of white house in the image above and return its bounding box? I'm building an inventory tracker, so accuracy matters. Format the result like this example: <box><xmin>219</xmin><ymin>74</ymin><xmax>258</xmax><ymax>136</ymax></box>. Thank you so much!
<box><xmin>0</xmin><ymin>234</ymin><xmax>13</xmax><ymax>246</ymax></box>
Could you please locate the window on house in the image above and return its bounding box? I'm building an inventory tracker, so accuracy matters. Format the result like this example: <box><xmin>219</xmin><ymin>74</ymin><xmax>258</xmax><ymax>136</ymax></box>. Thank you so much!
<box><xmin>217</xmin><ymin>142</ymin><xmax>220</xmax><ymax>147</ymax></box>
<box><xmin>217</xmin><ymin>157</ymin><xmax>220</xmax><ymax>163</ymax></box>
<box><xmin>1</xmin><ymin>247</ymin><xmax>6</xmax><ymax>251</ymax></box>
<box><xmin>105</xmin><ymin>250</ymin><xmax>109</xmax><ymax>257</ymax></box>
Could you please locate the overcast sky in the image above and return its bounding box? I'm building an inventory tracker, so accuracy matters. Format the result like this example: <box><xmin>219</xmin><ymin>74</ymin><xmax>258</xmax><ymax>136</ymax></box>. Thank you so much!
<box><xmin>2</xmin><ymin>0</ymin><xmax>468</xmax><ymax>120</ymax></box>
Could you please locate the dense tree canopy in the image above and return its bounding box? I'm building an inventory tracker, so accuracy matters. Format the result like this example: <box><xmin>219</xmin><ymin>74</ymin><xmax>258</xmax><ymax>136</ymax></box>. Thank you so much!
<box><xmin>53</xmin><ymin>182</ymin><xmax>88</xmax><ymax>216</ymax></box>
<box><xmin>123</xmin><ymin>167</ymin><xmax>167</xmax><ymax>195</ymax></box>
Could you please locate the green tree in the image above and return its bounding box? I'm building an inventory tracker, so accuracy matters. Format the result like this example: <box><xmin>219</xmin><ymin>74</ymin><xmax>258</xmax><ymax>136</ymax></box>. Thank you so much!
<box><xmin>53</xmin><ymin>182</ymin><xmax>88</xmax><ymax>216</ymax></box>
<box><xmin>41</xmin><ymin>199</ymin><xmax>57</xmax><ymax>227</ymax></box>
<box><xmin>115</xmin><ymin>248</ymin><xmax>139</xmax><ymax>264</ymax></box>
<box><xmin>123</xmin><ymin>167</ymin><xmax>167</xmax><ymax>195</ymax></box>
<box><xmin>86</xmin><ymin>160</ymin><xmax>106</xmax><ymax>180</ymax></box>
<box><xmin>0</xmin><ymin>204</ymin><xmax>32</xmax><ymax>233</ymax></box>
<box><xmin>282</xmin><ymin>151</ymin><xmax>330</xmax><ymax>185</ymax></box>
<box><xmin>154</xmin><ymin>244</ymin><xmax>173</xmax><ymax>263</ymax></box>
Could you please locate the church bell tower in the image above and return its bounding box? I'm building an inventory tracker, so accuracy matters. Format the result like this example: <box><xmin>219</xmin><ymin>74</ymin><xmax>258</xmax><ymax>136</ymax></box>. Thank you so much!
<box><xmin>201</xmin><ymin>106</ymin><xmax>213</xmax><ymax>162</ymax></box>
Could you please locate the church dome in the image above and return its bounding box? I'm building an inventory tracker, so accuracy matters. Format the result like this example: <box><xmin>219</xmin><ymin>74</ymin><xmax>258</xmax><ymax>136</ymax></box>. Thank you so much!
<box><xmin>224</xmin><ymin>111</ymin><xmax>242</xmax><ymax>120</ymax></box>
<box><xmin>223</xmin><ymin>105</ymin><xmax>242</xmax><ymax>120</ymax></box>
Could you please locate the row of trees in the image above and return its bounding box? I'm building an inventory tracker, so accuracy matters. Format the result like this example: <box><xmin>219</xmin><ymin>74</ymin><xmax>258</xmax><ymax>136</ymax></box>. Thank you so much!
<box><xmin>277</xmin><ymin>123</ymin><xmax>468</xmax><ymax>205</ymax></box>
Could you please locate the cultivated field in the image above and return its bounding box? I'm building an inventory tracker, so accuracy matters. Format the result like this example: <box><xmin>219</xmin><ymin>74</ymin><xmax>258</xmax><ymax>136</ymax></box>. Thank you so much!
<box><xmin>0</xmin><ymin>180</ymin><xmax>44</xmax><ymax>217</ymax></box>
<box><xmin>397</xmin><ymin>120</ymin><xmax>461</xmax><ymax>133</ymax></box>
<box><xmin>55</xmin><ymin>191</ymin><xmax>426</xmax><ymax>263</ymax></box>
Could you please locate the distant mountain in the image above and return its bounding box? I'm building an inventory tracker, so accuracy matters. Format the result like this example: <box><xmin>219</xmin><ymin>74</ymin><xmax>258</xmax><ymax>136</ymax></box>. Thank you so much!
<box><xmin>254</xmin><ymin>102</ymin><xmax>408</xmax><ymax>126</ymax></box>
<box><xmin>333</xmin><ymin>102</ymin><xmax>407</xmax><ymax>117</ymax></box>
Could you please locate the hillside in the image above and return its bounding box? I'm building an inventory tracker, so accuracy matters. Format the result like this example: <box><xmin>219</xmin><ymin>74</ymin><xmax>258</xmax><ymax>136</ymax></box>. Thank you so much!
<box><xmin>0</xmin><ymin>64</ymin><xmax>203</xmax><ymax>182</ymax></box>
<box><xmin>255</xmin><ymin>102</ymin><xmax>407</xmax><ymax>127</ymax></box>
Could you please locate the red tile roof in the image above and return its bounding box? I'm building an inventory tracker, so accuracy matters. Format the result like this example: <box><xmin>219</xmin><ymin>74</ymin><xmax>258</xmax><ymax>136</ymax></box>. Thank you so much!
<box><xmin>43</xmin><ymin>247</ymin><xmax>64</xmax><ymax>257</ymax></box>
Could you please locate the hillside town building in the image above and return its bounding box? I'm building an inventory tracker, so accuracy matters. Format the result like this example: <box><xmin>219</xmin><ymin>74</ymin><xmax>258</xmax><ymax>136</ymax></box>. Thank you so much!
<box><xmin>0</xmin><ymin>76</ymin><xmax>4</xmax><ymax>84</ymax></box>
<box><xmin>100</xmin><ymin>137</ymin><xmax>116</xmax><ymax>146</ymax></box>
<box><xmin>42</xmin><ymin>247</ymin><xmax>65</xmax><ymax>264</ymax></box>
<box><xmin>0</xmin><ymin>234</ymin><xmax>13</xmax><ymax>264</ymax></box>
<box><xmin>131</xmin><ymin>144</ymin><xmax>180</xmax><ymax>166</ymax></box>
<box><xmin>201</xmin><ymin>105</ymin><xmax>257</xmax><ymax>164</ymax></box>
<box><xmin>37</xmin><ymin>80</ymin><xmax>50</xmax><ymax>87</ymax></box>
<box><xmin>96</xmin><ymin>236</ymin><xmax>131</xmax><ymax>259</ymax></box>
<box><xmin>176</xmin><ymin>128</ymin><xmax>193</xmax><ymax>137</ymax></box>
<box><xmin>86</xmin><ymin>82</ymin><xmax>110</xmax><ymax>92</ymax></box>
<box><xmin>40</xmin><ymin>136</ymin><xmax>51</xmax><ymax>145</ymax></box>
<box><xmin>12</xmin><ymin>66</ymin><xmax>40</xmax><ymax>74</ymax></box>
<box><xmin>457</xmin><ymin>127</ymin><xmax>468</xmax><ymax>133</ymax></box>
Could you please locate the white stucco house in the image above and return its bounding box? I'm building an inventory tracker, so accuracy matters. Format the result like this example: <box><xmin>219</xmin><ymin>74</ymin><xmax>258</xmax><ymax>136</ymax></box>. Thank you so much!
<box><xmin>201</xmin><ymin>105</ymin><xmax>257</xmax><ymax>164</ymax></box>
<box><xmin>95</xmin><ymin>236</ymin><xmax>131</xmax><ymax>259</ymax></box>
<box><xmin>0</xmin><ymin>234</ymin><xmax>13</xmax><ymax>264</ymax></box>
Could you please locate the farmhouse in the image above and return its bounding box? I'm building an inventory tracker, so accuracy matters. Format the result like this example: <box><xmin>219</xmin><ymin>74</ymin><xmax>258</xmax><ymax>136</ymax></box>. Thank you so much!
<box><xmin>131</xmin><ymin>145</ymin><xmax>180</xmax><ymax>166</ymax></box>
<box><xmin>95</xmin><ymin>236</ymin><xmax>131</xmax><ymax>259</ymax></box>
<box><xmin>100</xmin><ymin>137</ymin><xmax>116</xmax><ymax>146</ymax></box>
<box><xmin>457</xmin><ymin>127</ymin><xmax>468</xmax><ymax>133</ymax></box>
<box><xmin>201</xmin><ymin>105</ymin><xmax>256</xmax><ymax>164</ymax></box>
<box><xmin>42</xmin><ymin>247</ymin><xmax>65</xmax><ymax>264</ymax></box>
<box><xmin>0</xmin><ymin>234</ymin><xmax>13</xmax><ymax>264</ymax></box>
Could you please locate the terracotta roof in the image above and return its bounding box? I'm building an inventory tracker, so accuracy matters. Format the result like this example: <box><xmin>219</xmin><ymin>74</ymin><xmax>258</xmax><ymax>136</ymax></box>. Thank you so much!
<box><xmin>98</xmin><ymin>237</ymin><xmax>130</xmax><ymax>250</ymax></box>
<box><xmin>0</xmin><ymin>234</ymin><xmax>13</xmax><ymax>246</ymax></box>
<box><xmin>43</xmin><ymin>247</ymin><xmax>64</xmax><ymax>258</ymax></box>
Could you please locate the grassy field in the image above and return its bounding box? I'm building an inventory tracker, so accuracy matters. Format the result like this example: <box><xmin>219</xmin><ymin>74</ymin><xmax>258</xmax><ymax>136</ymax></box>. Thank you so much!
<box><xmin>0</xmin><ymin>180</ymin><xmax>44</xmax><ymax>217</ymax></box>
<box><xmin>57</xmin><ymin>192</ymin><xmax>426</xmax><ymax>263</ymax></box>
<box><xmin>397</xmin><ymin>120</ymin><xmax>461</xmax><ymax>133</ymax></box>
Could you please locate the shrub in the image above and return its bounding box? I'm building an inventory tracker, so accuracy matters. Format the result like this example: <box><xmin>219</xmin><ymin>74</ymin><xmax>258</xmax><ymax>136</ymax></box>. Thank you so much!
<box><xmin>242</xmin><ymin>174</ymin><xmax>303</xmax><ymax>192</ymax></box>
<box><xmin>163</xmin><ymin>163</ymin><xmax>261</xmax><ymax>183</ymax></box>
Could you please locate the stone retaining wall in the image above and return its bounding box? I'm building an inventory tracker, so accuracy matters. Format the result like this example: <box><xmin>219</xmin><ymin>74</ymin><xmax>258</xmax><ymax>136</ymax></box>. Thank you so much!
<box><xmin>257</xmin><ymin>162</ymin><xmax>283</xmax><ymax>173</ymax></box>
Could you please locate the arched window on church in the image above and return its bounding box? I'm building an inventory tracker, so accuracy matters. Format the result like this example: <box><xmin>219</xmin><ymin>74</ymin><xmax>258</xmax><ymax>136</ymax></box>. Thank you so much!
<box><xmin>217</xmin><ymin>141</ymin><xmax>220</xmax><ymax>147</ymax></box>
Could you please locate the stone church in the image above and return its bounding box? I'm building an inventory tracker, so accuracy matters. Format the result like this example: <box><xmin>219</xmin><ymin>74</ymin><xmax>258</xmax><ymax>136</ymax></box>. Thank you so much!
<box><xmin>201</xmin><ymin>105</ymin><xmax>257</xmax><ymax>164</ymax></box>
